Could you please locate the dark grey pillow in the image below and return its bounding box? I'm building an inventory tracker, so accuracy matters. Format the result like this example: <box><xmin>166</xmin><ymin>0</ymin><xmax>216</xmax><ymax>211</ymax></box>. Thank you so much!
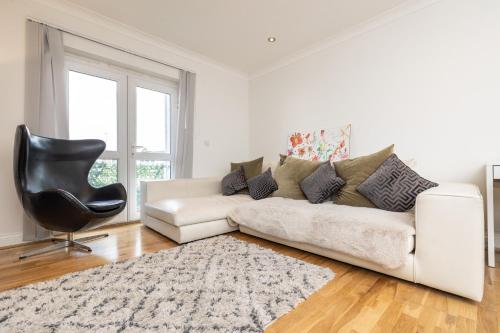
<box><xmin>357</xmin><ymin>154</ymin><xmax>438</xmax><ymax>212</ymax></box>
<box><xmin>247</xmin><ymin>168</ymin><xmax>278</xmax><ymax>200</ymax></box>
<box><xmin>221</xmin><ymin>166</ymin><xmax>247</xmax><ymax>195</ymax></box>
<box><xmin>299</xmin><ymin>162</ymin><xmax>346</xmax><ymax>204</ymax></box>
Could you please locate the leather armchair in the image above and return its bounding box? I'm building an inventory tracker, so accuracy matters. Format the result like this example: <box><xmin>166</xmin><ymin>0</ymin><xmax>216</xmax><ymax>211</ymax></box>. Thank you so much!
<box><xmin>14</xmin><ymin>125</ymin><xmax>127</xmax><ymax>259</ymax></box>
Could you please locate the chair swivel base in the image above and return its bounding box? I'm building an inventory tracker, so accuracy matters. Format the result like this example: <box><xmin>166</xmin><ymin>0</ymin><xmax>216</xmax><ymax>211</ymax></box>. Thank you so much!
<box><xmin>19</xmin><ymin>233</ymin><xmax>109</xmax><ymax>260</ymax></box>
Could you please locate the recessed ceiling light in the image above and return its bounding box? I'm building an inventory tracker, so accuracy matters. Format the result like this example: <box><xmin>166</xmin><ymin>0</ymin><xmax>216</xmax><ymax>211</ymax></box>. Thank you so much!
<box><xmin>267</xmin><ymin>37</ymin><xmax>277</xmax><ymax>43</ymax></box>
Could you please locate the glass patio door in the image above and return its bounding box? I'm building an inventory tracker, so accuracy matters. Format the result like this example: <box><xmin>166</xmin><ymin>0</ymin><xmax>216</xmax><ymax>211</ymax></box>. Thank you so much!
<box><xmin>67</xmin><ymin>58</ymin><xmax>128</xmax><ymax>224</ymax></box>
<box><xmin>67</xmin><ymin>54</ymin><xmax>178</xmax><ymax>222</ymax></box>
<box><xmin>127</xmin><ymin>77</ymin><xmax>178</xmax><ymax>219</ymax></box>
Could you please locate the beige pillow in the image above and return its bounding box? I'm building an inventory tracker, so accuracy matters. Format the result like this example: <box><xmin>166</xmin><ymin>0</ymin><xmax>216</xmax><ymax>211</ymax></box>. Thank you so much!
<box><xmin>273</xmin><ymin>156</ymin><xmax>321</xmax><ymax>200</ymax></box>
<box><xmin>279</xmin><ymin>154</ymin><xmax>288</xmax><ymax>166</ymax></box>
<box><xmin>333</xmin><ymin>145</ymin><xmax>394</xmax><ymax>207</ymax></box>
<box><xmin>231</xmin><ymin>157</ymin><xmax>263</xmax><ymax>180</ymax></box>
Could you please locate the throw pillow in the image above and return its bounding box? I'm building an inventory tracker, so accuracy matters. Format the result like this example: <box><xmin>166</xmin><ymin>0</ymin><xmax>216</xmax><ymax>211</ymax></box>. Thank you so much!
<box><xmin>300</xmin><ymin>162</ymin><xmax>346</xmax><ymax>204</ymax></box>
<box><xmin>247</xmin><ymin>168</ymin><xmax>278</xmax><ymax>200</ymax></box>
<box><xmin>221</xmin><ymin>166</ymin><xmax>247</xmax><ymax>195</ymax></box>
<box><xmin>273</xmin><ymin>156</ymin><xmax>321</xmax><ymax>200</ymax></box>
<box><xmin>357</xmin><ymin>154</ymin><xmax>438</xmax><ymax>212</ymax></box>
<box><xmin>231</xmin><ymin>157</ymin><xmax>263</xmax><ymax>180</ymax></box>
<box><xmin>279</xmin><ymin>154</ymin><xmax>288</xmax><ymax>166</ymax></box>
<box><xmin>333</xmin><ymin>145</ymin><xmax>394</xmax><ymax>207</ymax></box>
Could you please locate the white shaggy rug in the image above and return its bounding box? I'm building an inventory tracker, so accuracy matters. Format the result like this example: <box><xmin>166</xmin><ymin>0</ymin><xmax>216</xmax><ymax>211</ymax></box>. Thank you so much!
<box><xmin>0</xmin><ymin>236</ymin><xmax>334</xmax><ymax>333</ymax></box>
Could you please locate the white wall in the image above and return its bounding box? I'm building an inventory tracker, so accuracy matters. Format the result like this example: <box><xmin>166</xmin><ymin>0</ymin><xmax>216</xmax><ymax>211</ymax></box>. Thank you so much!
<box><xmin>0</xmin><ymin>0</ymin><xmax>249</xmax><ymax>245</ymax></box>
<box><xmin>2</xmin><ymin>0</ymin><xmax>500</xmax><ymax>246</ymax></box>
<box><xmin>250</xmin><ymin>0</ymin><xmax>500</xmax><ymax>193</ymax></box>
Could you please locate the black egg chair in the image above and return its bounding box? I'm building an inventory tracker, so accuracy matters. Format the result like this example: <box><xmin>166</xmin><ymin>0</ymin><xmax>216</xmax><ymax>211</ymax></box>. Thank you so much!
<box><xmin>14</xmin><ymin>125</ymin><xmax>127</xmax><ymax>259</ymax></box>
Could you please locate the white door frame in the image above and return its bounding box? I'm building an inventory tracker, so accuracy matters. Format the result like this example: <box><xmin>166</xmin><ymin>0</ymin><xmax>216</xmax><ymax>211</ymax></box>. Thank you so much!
<box><xmin>66</xmin><ymin>56</ymin><xmax>128</xmax><ymax>223</ymax></box>
<box><xmin>127</xmin><ymin>75</ymin><xmax>179</xmax><ymax>219</ymax></box>
<box><xmin>66</xmin><ymin>54</ymin><xmax>179</xmax><ymax>222</ymax></box>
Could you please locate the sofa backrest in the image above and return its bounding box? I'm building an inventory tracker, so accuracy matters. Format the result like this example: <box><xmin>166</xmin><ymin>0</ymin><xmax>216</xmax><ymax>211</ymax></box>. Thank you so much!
<box><xmin>262</xmin><ymin>160</ymin><xmax>278</xmax><ymax>174</ymax></box>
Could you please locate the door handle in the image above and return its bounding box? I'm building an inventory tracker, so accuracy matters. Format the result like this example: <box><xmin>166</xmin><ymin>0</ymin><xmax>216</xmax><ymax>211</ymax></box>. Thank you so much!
<box><xmin>131</xmin><ymin>145</ymin><xmax>146</xmax><ymax>154</ymax></box>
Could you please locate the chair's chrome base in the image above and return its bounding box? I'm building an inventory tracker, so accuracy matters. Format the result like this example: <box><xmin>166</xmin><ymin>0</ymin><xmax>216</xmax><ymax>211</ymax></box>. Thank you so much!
<box><xmin>19</xmin><ymin>233</ymin><xmax>109</xmax><ymax>260</ymax></box>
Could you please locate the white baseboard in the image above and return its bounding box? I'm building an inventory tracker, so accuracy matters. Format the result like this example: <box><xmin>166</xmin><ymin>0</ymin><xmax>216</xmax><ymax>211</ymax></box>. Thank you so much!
<box><xmin>0</xmin><ymin>221</ymin><xmax>138</xmax><ymax>248</ymax></box>
<box><xmin>0</xmin><ymin>233</ymin><xmax>24</xmax><ymax>247</ymax></box>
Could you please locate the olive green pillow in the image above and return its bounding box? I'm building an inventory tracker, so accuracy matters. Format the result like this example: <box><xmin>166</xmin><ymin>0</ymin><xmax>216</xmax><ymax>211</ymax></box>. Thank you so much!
<box><xmin>231</xmin><ymin>157</ymin><xmax>263</xmax><ymax>180</ymax></box>
<box><xmin>333</xmin><ymin>145</ymin><xmax>394</xmax><ymax>207</ymax></box>
<box><xmin>279</xmin><ymin>154</ymin><xmax>288</xmax><ymax>166</ymax></box>
<box><xmin>273</xmin><ymin>156</ymin><xmax>321</xmax><ymax>200</ymax></box>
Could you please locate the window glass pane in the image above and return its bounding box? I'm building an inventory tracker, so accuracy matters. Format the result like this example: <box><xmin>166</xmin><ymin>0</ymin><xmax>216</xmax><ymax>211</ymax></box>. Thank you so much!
<box><xmin>136</xmin><ymin>87</ymin><xmax>170</xmax><ymax>153</ymax></box>
<box><xmin>88</xmin><ymin>159</ymin><xmax>118</xmax><ymax>188</ymax></box>
<box><xmin>136</xmin><ymin>160</ymin><xmax>170</xmax><ymax>211</ymax></box>
<box><xmin>69</xmin><ymin>71</ymin><xmax>118</xmax><ymax>151</ymax></box>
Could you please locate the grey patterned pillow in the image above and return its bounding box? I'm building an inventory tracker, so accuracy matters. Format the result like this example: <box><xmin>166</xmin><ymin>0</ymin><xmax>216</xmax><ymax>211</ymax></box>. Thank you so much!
<box><xmin>357</xmin><ymin>154</ymin><xmax>438</xmax><ymax>212</ymax></box>
<box><xmin>247</xmin><ymin>168</ymin><xmax>278</xmax><ymax>200</ymax></box>
<box><xmin>300</xmin><ymin>162</ymin><xmax>346</xmax><ymax>204</ymax></box>
<box><xmin>221</xmin><ymin>166</ymin><xmax>247</xmax><ymax>195</ymax></box>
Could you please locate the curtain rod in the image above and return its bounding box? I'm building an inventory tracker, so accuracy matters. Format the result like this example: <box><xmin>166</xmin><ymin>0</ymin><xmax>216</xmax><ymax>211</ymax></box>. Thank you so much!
<box><xmin>27</xmin><ymin>18</ymin><xmax>186</xmax><ymax>73</ymax></box>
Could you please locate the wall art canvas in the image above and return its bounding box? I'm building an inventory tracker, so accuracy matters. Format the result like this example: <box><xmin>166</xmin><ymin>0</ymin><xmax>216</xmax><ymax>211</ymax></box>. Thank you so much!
<box><xmin>287</xmin><ymin>124</ymin><xmax>351</xmax><ymax>162</ymax></box>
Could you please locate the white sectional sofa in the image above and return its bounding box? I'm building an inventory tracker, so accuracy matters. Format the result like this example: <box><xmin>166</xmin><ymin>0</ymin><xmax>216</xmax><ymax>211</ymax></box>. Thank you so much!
<box><xmin>140</xmin><ymin>178</ymin><xmax>252</xmax><ymax>243</ymax></box>
<box><xmin>141</xmin><ymin>176</ymin><xmax>485</xmax><ymax>301</ymax></box>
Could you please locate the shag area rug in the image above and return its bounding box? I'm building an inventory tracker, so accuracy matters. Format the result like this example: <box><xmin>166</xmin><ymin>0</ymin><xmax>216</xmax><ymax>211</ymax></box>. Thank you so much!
<box><xmin>0</xmin><ymin>235</ymin><xmax>334</xmax><ymax>333</ymax></box>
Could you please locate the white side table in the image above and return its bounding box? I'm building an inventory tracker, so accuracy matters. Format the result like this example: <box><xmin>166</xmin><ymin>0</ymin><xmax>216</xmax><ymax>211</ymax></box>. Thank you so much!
<box><xmin>486</xmin><ymin>163</ymin><xmax>500</xmax><ymax>267</ymax></box>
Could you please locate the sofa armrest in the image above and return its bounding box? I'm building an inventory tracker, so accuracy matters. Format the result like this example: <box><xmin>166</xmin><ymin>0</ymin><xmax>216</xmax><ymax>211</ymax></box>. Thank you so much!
<box><xmin>414</xmin><ymin>182</ymin><xmax>484</xmax><ymax>301</ymax></box>
<box><xmin>140</xmin><ymin>177</ymin><xmax>222</xmax><ymax>220</ymax></box>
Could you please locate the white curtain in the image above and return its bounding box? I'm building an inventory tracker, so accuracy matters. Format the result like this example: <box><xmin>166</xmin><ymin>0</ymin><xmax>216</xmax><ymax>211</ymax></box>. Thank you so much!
<box><xmin>174</xmin><ymin>70</ymin><xmax>195</xmax><ymax>178</ymax></box>
<box><xmin>23</xmin><ymin>21</ymin><xmax>68</xmax><ymax>240</ymax></box>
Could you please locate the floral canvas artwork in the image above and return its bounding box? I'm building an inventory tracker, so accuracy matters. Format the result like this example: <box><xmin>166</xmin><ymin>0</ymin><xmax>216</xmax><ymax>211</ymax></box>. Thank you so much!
<box><xmin>287</xmin><ymin>124</ymin><xmax>351</xmax><ymax>162</ymax></box>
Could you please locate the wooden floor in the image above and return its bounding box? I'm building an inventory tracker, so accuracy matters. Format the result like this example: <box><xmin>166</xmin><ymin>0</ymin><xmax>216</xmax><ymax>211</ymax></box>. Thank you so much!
<box><xmin>0</xmin><ymin>223</ymin><xmax>497</xmax><ymax>333</ymax></box>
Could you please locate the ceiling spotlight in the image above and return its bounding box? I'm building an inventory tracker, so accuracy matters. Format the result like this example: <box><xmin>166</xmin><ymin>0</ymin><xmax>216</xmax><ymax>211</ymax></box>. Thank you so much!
<box><xmin>267</xmin><ymin>37</ymin><xmax>277</xmax><ymax>43</ymax></box>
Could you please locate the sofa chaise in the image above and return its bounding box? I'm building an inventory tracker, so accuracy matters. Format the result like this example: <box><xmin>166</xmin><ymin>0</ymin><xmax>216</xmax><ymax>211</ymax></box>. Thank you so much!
<box><xmin>141</xmin><ymin>170</ymin><xmax>484</xmax><ymax>301</ymax></box>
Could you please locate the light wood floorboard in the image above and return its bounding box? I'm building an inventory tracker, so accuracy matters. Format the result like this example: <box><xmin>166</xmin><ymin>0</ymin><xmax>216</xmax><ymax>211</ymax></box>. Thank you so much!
<box><xmin>0</xmin><ymin>223</ymin><xmax>497</xmax><ymax>333</ymax></box>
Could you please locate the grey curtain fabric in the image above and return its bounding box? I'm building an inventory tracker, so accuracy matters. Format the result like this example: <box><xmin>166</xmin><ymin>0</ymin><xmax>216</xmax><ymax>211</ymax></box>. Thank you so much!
<box><xmin>174</xmin><ymin>70</ymin><xmax>195</xmax><ymax>178</ymax></box>
<box><xmin>23</xmin><ymin>21</ymin><xmax>68</xmax><ymax>240</ymax></box>
<box><xmin>25</xmin><ymin>21</ymin><xmax>69</xmax><ymax>139</ymax></box>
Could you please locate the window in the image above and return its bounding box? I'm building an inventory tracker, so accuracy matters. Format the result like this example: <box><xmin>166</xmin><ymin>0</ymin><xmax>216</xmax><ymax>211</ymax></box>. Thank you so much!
<box><xmin>68</xmin><ymin>71</ymin><xmax>118</xmax><ymax>151</ymax></box>
<box><xmin>66</xmin><ymin>55</ymin><xmax>178</xmax><ymax>220</ymax></box>
<box><xmin>136</xmin><ymin>87</ymin><xmax>170</xmax><ymax>153</ymax></box>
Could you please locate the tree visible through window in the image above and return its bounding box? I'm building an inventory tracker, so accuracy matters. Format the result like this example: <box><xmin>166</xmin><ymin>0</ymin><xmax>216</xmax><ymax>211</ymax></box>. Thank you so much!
<box><xmin>88</xmin><ymin>160</ymin><xmax>118</xmax><ymax>188</ymax></box>
<box><xmin>135</xmin><ymin>161</ymin><xmax>170</xmax><ymax>211</ymax></box>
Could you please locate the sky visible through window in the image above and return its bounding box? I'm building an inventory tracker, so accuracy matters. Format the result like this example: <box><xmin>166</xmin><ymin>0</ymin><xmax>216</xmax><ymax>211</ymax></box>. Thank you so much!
<box><xmin>68</xmin><ymin>71</ymin><xmax>118</xmax><ymax>150</ymax></box>
<box><xmin>68</xmin><ymin>71</ymin><xmax>170</xmax><ymax>153</ymax></box>
<box><xmin>136</xmin><ymin>87</ymin><xmax>169</xmax><ymax>153</ymax></box>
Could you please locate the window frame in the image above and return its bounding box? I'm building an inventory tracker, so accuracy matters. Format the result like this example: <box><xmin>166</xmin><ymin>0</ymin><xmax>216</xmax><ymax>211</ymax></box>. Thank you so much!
<box><xmin>65</xmin><ymin>53</ymin><xmax>179</xmax><ymax>222</ymax></box>
<box><xmin>127</xmin><ymin>75</ymin><xmax>179</xmax><ymax>217</ymax></box>
<box><xmin>66</xmin><ymin>55</ymin><xmax>128</xmax><ymax>158</ymax></box>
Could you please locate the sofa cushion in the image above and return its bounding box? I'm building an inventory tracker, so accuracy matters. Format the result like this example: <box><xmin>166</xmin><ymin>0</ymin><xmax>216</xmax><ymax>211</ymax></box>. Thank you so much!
<box><xmin>300</xmin><ymin>162</ymin><xmax>345</xmax><ymax>204</ymax></box>
<box><xmin>145</xmin><ymin>194</ymin><xmax>253</xmax><ymax>226</ymax></box>
<box><xmin>333</xmin><ymin>145</ymin><xmax>394</xmax><ymax>208</ymax></box>
<box><xmin>231</xmin><ymin>157</ymin><xmax>263</xmax><ymax>180</ymax></box>
<box><xmin>247</xmin><ymin>168</ymin><xmax>278</xmax><ymax>200</ymax></box>
<box><xmin>279</xmin><ymin>154</ymin><xmax>287</xmax><ymax>166</ymax></box>
<box><xmin>273</xmin><ymin>156</ymin><xmax>321</xmax><ymax>200</ymax></box>
<box><xmin>357</xmin><ymin>154</ymin><xmax>438</xmax><ymax>212</ymax></box>
<box><xmin>221</xmin><ymin>166</ymin><xmax>247</xmax><ymax>195</ymax></box>
<box><xmin>229</xmin><ymin>197</ymin><xmax>415</xmax><ymax>269</ymax></box>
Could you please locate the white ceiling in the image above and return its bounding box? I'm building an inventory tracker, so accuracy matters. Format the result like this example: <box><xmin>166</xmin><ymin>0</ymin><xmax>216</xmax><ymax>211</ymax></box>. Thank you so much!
<box><xmin>64</xmin><ymin>0</ymin><xmax>408</xmax><ymax>74</ymax></box>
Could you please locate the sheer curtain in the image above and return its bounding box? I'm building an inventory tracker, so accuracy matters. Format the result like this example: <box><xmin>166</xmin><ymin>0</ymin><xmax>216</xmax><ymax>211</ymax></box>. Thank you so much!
<box><xmin>23</xmin><ymin>21</ymin><xmax>68</xmax><ymax>240</ymax></box>
<box><xmin>174</xmin><ymin>70</ymin><xmax>195</xmax><ymax>178</ymax></box>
